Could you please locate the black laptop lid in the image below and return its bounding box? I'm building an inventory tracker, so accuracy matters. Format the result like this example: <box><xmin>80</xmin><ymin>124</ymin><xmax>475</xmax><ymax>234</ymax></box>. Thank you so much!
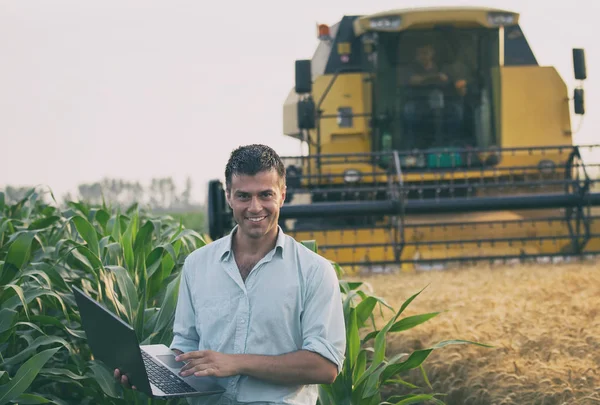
<box><xmin>72</xmin><ymin>285</ymin><xmax>153</xmax><ymax>395</ymax></box>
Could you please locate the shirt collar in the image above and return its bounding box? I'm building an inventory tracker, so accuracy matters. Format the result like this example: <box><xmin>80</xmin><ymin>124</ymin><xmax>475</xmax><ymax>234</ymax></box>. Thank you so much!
<box><xmin>219</xmin><ymin>225</ymin><xmax>286</xmax><ymax>262</ymax></box>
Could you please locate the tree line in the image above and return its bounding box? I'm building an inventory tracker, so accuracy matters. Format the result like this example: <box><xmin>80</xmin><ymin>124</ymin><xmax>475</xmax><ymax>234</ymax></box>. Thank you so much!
<box><xmin>2</xmin><ymin>176</ymin><xmax>203</xmax><ymax>212</ymax></box>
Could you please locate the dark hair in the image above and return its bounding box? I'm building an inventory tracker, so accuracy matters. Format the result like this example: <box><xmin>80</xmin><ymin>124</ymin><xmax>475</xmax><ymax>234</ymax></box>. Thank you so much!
<box><xmin>224</xmin><ymin>144</ymin><xmax>286</xmax><ymax>191</ymax></box>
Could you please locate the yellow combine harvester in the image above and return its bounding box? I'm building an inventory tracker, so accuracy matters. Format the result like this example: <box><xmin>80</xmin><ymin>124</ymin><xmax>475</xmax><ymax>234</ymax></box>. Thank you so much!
<box><xmin>208</xmin><ymin>6</ymin><xmax>600</xmax><ymax>272</ymax></box>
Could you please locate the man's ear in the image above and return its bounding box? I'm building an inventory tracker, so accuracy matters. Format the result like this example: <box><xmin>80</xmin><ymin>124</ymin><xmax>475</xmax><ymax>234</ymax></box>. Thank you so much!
<box><xmin>280</xmin><ymin>185</ymin><xmax>287</xmax><ymax>207</ymax></box>
<box><xmin>225</xmin><ymin>189</ymin><xmax>233</xmax><ymax>209</ymax></box>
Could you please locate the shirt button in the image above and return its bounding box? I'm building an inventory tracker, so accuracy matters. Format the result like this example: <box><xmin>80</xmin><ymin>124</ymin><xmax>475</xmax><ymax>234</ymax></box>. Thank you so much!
<box><xmin>241</xmin><ymin>319</ymin><xmax>246</xmax><ymax>324</ymax></box>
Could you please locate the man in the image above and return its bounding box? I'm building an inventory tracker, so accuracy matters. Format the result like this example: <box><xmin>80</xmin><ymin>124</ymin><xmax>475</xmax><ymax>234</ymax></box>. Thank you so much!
<box><xmin>115</xmin><ymin>144</ymin><xmax>346</xmax><ymax>404</ymax></box>
<box><xmin>400</xmin><ymin>43</ymin><xmax>466</xmax><ymax>148</ymax></box>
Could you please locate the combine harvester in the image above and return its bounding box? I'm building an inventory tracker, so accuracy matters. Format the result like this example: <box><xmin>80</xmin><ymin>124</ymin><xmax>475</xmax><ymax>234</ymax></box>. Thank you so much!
<box><xmin>208</xmin><ymin>6</ymin><xmax>600</xmax><ymax>273</ymax></box>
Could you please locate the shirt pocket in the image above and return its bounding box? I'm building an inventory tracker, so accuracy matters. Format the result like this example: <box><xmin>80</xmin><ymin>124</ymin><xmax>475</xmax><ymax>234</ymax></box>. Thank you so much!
<box><xmin>196</xmin><ymin>295</ymin><xmax>231</xmax><ymax>348</ymax></box>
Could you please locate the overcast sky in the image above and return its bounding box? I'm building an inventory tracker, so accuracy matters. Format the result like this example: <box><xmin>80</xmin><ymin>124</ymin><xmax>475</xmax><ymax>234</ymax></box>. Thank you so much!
<box><xmin>1</xmin><ymin>0</ymin><xmax>598</xmax><ymax>203</ymax></box>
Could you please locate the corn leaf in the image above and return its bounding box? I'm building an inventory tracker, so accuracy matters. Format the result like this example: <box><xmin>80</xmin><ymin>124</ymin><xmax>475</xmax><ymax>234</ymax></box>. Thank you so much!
<box><xmin>346</xmin><ymin>308</ymin><xmax>360</xmax><ymax>370</ymax></box>
<box><xmin>0</xmin><ymin>335</ymin><xmax>71</xmax><ymax>367</ymax></box>
<box><xmin>0</xmin><ymin>346</ymin><xmax>61</xmax><ymax>405</ymax></box>
<box><xmin>7</xmin><ymin>393</ymin><xmax>51</xmax><ymax>404</ymax></box>
<box><xmin>390</xmin><ymin>312</ymin><xmax>441</xmax><ymax>333</ymax></box>
<box><xmin>71</xmin><ymin>216</ymin><xmax>100</xmax><ymax>258</ymax></box>
<box><xmin>151</xmin><ymin>275</ymin><xmax>181</xmax><ymax>343</ymax></box>
<box><xmin>1</xmin><ymin>231</ymin><xmax>36</xmax><ymax>285</ymax></box>
<box><xmin>86</xmin><ymin>361</ymin><xmax>120</xmax><ymax>398</ymax></box>
<box><xmin>0</xmin><ymin>309</ymin><xmax>18</xmax><ymax>337</ymax></box>
<box><xmin>106</xmin><ymin>265</ymin><xmax>138</xmax><ymax>323</ymax></box>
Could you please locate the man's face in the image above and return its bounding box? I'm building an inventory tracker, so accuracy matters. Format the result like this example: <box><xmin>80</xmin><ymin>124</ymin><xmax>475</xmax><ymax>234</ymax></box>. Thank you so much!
<box><xmin>416</xmin><ymin>45</ymin><xmax>434</xmax><ymax>66</ymax></box>
<box><xmin>226</xmin><ymin>169</ymin><xmax>286</xmax><ymax>241</ymax></box>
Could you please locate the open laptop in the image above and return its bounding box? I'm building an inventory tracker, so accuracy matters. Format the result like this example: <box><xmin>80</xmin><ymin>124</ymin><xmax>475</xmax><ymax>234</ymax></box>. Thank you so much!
<box><xmin>72</xmin><ymin>285</ymin><xmax>226</xmax><ymax>399</ymax></box>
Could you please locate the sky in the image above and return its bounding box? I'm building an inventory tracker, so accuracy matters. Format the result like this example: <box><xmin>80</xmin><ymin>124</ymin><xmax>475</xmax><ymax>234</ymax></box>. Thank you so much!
<box><xmin>1</xmin><ymin>0</ymin><xmax>599</xmax><ymax>204</ymax></box>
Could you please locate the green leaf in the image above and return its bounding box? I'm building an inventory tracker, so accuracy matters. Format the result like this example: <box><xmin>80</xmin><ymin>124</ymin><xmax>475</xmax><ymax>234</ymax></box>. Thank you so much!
<box><xmin>352</xmin><ymin>350</ymin><xmax>367</xmax><ymax>383</ymax></box>
<box><xmin>388</xmin><ymin>394</ymin><xmax>444</xmax><ymax>405</ymax></box>
<box><xmin>95</xmin><ymin>209</ymin><xmax>110</xmax><ymax>233</ymax></box>
<box><xmin>132</xmin><ymin>220</ymin><xmax>154</xmax><ymax>256</ymax></box>
<box><xmin>86</xmin><ymin>361</ymin><xmax>120</xmax><ymax>398</ymax></box>
<box><xmin>419</xmin><ymin>364</ymin><xmax>432</xmax><ymax>390</ymax></box>
<box><xmin>355</xmin><ymin>287</ymin><xmax>429</xmax><ymax>388</ymax></box>
<box><xmin>3</xmin><ymin>288</ymin><xmax>69</xmax><ymax>322</ymax></box>
<box><xmin>346</xmin><ymin>308</ymin><xmax>360</xmax><ymax>370</ymax></box>
<box><xmin>27</xmin><ymin>316</ymin><xmax>85</xmax><ymax>339</ymax></box>
<box><xmin>355</xmin><ymin>296</ymin><xmax>378</xmax><ymax>327</ymax></box>
<box><xmin>0</xmin><ymin>336</ymin><xmax>71</xmax><ymax>367</ymax></box>
<box><xmin>121</xmin><ymin>214</ymin><xmax>137</xmax><ymax>271</ymax></box>
<box><xmin>390</xmin><ymin>312</ymin><xmax>441</xmax><ymax>333</ymax></box>
<box><xmin>72</xmin><ymin>216</ymin><xmax>100</xmax><ymax>258</ymax></box>
<box><xmin>27</xmin><ymin>216</ymin><xmax>60</xmax><ymax>231</ymax></box>
<box><xmin>2</xmin><ymin>285</ymin><xmax>29</xmax><ymax>318</ymax></box>
<box><xmin>151</xmin><ymin>275</ymin><xmax>181</xmax><ymax>342</ymax></box>
<box><xmin>39</xmin><ymin>368</ymin><xmax>88</xmax><ymax>381</ymax></box>
<box><xmin>0</xmin><ymin>231</ymin><xmax>36</xmax><ymax>285</ymax></box>
<box><xmin>0</xmin><ymin>309</ymin><xmax>18</xmax><ymax>337</ymax></box>
<box><xmin>300</xmin><ymin>240</ymin><xmax>318</xmax><ymax>253</ymax></box>
<box><xmin>106</xmin><ymin>265</ymin><xmax>139</xmax><ymax>324</ymax></box>
<box><xmin>432</xmin><ymin>339</ymin><xmax>494</xmax><ymax>350</ymax></box>
<box><xmin>0</xmin><ymin>346</ymin><xmax>61</xmax><ymax>405</ymax></box>
<box><xmin>384</xmin><ymin>378</ymin><xmax>420</xmax><ymax>389</ymax></box>
<box><xmin>8</xmin><ymin>393</ymin><xmax>51</xmax><ymax>404</ymax></box>
<box><xmin>0</xmin><ymin>192</ymin><xmax>4</xmax><ymax>212</ymax></box>
<box><xmin>67</xmin><ymin>201</ymin><xmax>90</xmax><ymax>218</ymax></box>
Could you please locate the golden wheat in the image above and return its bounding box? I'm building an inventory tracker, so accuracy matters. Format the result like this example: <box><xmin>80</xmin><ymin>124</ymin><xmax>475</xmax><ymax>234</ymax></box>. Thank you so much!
<box><xmin>352</xmin><ymin>260</ymin><xmax>600</xmax><ymax>405</ymax></box>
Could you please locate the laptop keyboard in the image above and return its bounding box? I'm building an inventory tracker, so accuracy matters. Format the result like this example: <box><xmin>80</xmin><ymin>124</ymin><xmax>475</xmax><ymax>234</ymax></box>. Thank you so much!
<box><xmin>141</xmin><ymin>351</ymin><xmax>197</xmax><ymax>394</ymax></box>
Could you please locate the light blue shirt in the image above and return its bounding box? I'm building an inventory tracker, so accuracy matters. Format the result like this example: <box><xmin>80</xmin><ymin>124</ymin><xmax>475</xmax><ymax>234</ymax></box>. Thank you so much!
<box><xmin>170</xmin><ymin>226</ymin><xmax>346</xmax><ymax>405</ymax></box>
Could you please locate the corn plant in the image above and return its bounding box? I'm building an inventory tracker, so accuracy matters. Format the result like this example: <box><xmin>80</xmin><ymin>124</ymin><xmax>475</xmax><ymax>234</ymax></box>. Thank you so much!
<box><xmin>300</xmin><ymin>241</ymin><xmax>492</xmax><ymax>405</ymax></box>
<box><xmin>0</xmin><ymin>187</ymin><xmax>203</xmax><ymax>404</ymax></box>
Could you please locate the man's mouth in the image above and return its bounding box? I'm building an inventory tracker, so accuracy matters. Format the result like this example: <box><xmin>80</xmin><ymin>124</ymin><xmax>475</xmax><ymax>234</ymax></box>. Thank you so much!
<box><xmin>246</xmin><ymin>216</ymin><xmax>267</xmax><ymax>223</ymax></box>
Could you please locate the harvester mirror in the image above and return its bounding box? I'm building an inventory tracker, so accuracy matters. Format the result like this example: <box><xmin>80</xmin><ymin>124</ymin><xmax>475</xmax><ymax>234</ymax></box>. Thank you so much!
<box><xmin>297</xmin><ymin>97</ymin><xmax>316</xmax><ymax>129</ymax></box>
<box><xmin>573</xmin><ymin>48</ymin><xmax>587</xmax><ymax>80</ymax></box>
<box><xmin>574</xmin><ymin>88</ymin><xmax>585</xmax><ymax>115</ymax></box>
<box><xmin>295</xmin><ymin>59</ymin><xmax>312</xmax><ymax>94</ymax></box>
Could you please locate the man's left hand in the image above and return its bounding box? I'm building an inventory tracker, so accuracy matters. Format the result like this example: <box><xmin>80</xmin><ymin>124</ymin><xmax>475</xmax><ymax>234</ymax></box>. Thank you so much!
<box><xmin>176</xmin><ymin>350</ymin><xmax>239</xmax><ymax>378</ymax></box>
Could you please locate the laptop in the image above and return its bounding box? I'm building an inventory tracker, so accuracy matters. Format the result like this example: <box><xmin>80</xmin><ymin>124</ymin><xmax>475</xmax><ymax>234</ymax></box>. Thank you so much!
<box><xmin>72</xmin><ymin>285</ymin><xmax>226</xmax><ymax>399</ymax></box>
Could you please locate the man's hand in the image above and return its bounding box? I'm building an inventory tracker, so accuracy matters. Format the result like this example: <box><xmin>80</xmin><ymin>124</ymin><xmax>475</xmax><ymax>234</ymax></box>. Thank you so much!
<box><xmin>176</xmin><ymin>350</ymin><xmax>239</xmax><ymax>378</ymax></box>
<box><xmin>114</xmin><ymin>368</ymin><xmax>137</xmax><ymax>390</ymax></box>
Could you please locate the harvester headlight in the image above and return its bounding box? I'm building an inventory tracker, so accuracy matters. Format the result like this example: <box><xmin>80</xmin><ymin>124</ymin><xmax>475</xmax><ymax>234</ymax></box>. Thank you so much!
<box><xmin>538</xmin><ymin>160</ymin><xmax>556</xmax><ymax>175</ymax></box>
<box><xmin>369</xmin><ymin>16</ymin><xmax>401</xmax><ymax>31</ymax></box>
<box><xmin>343</xmin><ymin>169</ymin><xmax>361</xmax><ymax>183</ymax></box>
<box><xmin>487</xmin><ymin>12</ymin><xmax>516</xmax><ymax>26</ymax></box>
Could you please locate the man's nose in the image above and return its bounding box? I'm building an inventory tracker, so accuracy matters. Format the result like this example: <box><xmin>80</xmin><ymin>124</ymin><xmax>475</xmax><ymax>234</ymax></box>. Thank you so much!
<box><xmin>249</xmin><ymin>196</ymin><xmax>262</xmax><ymax>212</ymax></box>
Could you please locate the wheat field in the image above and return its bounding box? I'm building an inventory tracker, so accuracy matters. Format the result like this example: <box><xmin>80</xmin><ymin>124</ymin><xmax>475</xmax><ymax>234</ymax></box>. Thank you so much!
<box><xmin>350</xmin><ymin>259</ymin><xmax>600</xmax><ymax>405</ymax></box>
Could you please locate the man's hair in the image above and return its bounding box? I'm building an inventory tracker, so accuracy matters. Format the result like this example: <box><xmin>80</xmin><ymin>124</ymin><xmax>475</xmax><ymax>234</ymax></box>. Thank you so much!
<box><xmin>225</xmin><ymin>144</ymin><xmax>286</xmax><ymax>191</ymax></box>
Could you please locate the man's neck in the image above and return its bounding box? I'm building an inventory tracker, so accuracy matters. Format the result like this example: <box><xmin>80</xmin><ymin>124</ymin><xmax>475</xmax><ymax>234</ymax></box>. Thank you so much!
<box><xmin>233</xmin><ymin>227</ymin><xmax>279</xmax><ymax>258</ymax></box>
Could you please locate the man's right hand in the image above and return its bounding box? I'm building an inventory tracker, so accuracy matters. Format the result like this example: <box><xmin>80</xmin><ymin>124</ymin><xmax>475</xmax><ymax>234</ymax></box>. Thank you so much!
<box><xmin>114</xmin><ymin>368</ymin><xmax>137</xmax><ymax>390</ymax></box>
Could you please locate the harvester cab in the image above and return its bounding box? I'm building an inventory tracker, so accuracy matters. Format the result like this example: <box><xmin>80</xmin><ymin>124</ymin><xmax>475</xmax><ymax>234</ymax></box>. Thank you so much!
<box><xmin>208</xmin><ymin>7</ymin><xmax>600</xmax><ymax>273</ymax></box>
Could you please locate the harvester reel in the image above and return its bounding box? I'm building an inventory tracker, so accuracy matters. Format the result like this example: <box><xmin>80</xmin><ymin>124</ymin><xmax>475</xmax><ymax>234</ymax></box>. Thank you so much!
<box><xmin>564</xmin><ymin>147</ymin><xmax>592</xmax><ymax>253</ymax></box>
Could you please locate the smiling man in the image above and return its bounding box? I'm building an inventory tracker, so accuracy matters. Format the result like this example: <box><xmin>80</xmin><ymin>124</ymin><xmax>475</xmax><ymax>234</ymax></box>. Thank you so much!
<box><xmin>165</xmin><ymin>144</ymin><xmax>345</xmax><ymax>404</ymax></box>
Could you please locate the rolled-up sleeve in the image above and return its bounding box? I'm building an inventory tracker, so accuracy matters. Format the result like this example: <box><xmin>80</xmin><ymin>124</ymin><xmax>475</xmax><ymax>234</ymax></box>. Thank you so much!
<box><xmin>170</xmin><ymin>258</ymin><xmax>199</xmax><ymax>354</ymax></box>
<box><xmin>301</xmin><ymin>258</ymin><xmax>346</xmax><ymax>373</ymax></box>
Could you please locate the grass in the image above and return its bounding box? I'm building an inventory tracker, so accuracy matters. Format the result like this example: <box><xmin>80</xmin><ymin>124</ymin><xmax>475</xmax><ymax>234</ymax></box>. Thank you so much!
<box><xmin>350</xmin><ymin>260</ymin><xmax>600</xmax><ymax>405</ymax></box>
